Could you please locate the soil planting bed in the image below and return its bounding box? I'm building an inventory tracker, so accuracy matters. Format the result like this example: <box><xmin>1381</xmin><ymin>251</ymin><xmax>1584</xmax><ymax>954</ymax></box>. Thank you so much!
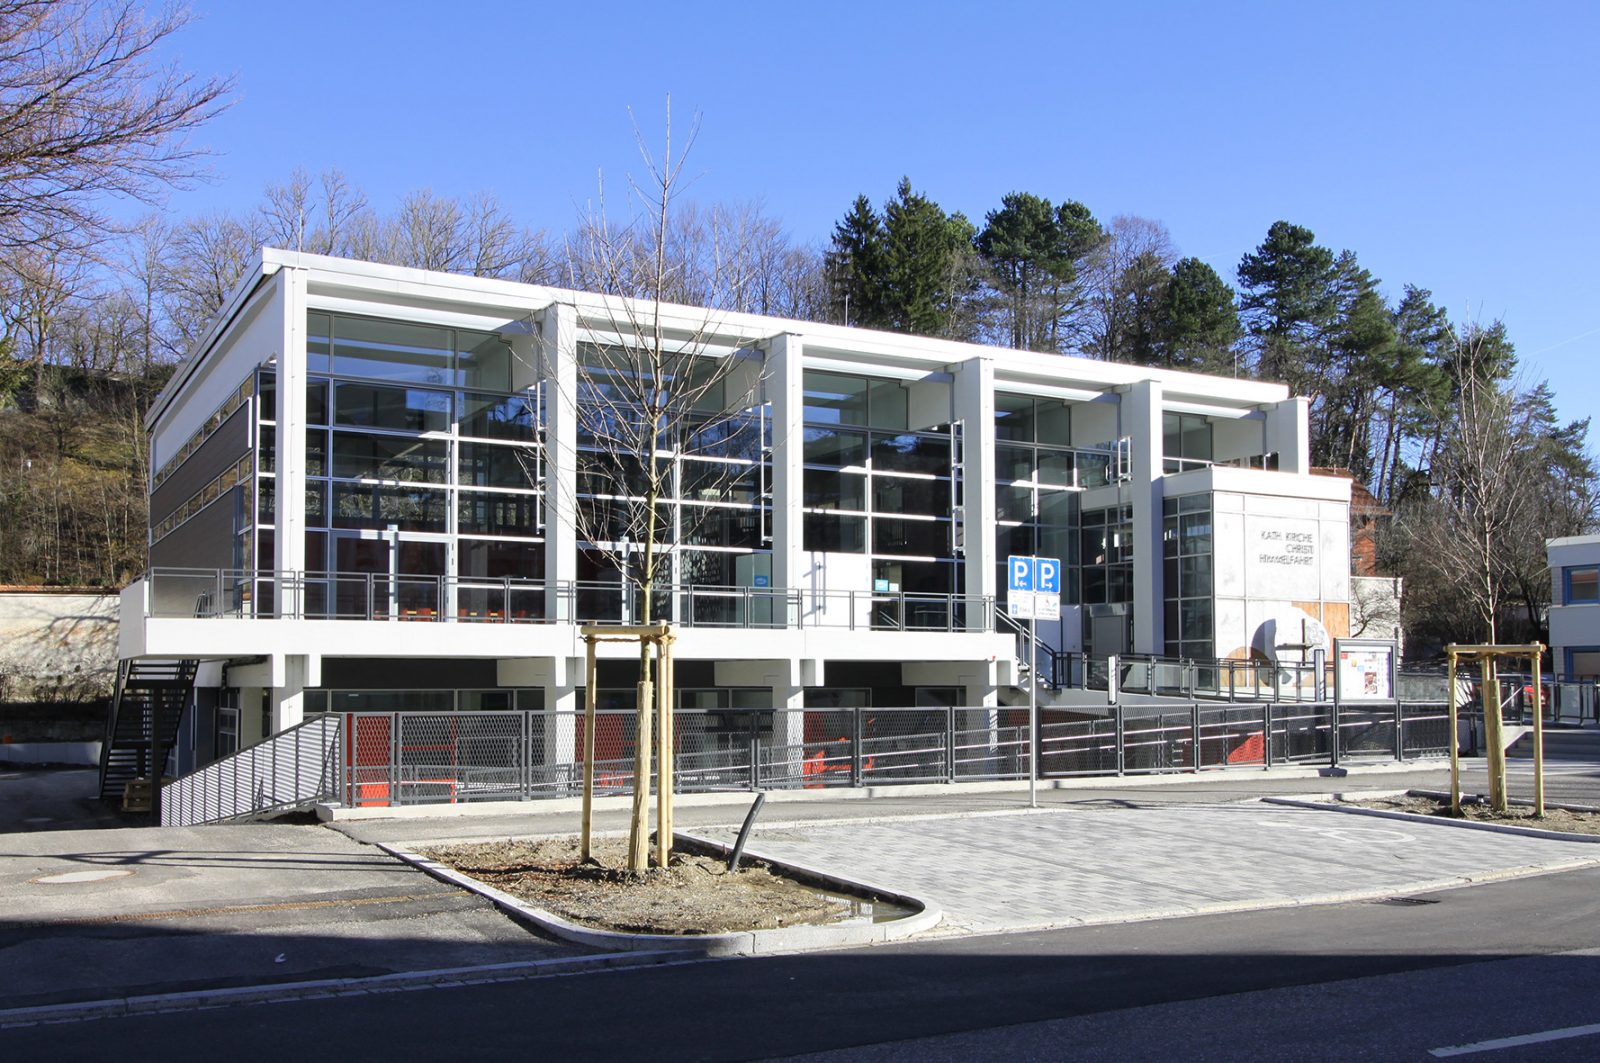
<box><xmin>418</xmin><ymin>836</ymin><xmax>875</xmax><ymax>935</ymax></box>
<box><xmin>1346</xmin><ymin>794</ymin><xmax>1600</xmax><ymax>836</ymax></box>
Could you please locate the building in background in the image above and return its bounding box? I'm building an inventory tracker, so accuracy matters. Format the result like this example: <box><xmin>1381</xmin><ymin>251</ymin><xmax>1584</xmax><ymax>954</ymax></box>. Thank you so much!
<box><xmin>117</xmin><ymin>250</ymin><xmax>1356</xmax><ymax>774</ymax></box>
<box><xmin>1548</xmin><ymin>534</ymin><xmax>1600</xmax><ymax>679</ymax></box>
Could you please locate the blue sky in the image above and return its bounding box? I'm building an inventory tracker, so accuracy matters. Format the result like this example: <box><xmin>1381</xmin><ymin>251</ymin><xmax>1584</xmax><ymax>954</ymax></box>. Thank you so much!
<box><xmin>157</xmin><ymin>1</ymin><xmax>1596</xmax><ymax>438</ymax></box>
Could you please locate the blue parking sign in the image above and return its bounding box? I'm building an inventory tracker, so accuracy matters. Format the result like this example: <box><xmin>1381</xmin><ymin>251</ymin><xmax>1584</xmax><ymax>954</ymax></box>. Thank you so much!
<box><xmin>1008</xmin><ymin>556</ymin><xmax>1060</xmax><ymax>595</ymax></box>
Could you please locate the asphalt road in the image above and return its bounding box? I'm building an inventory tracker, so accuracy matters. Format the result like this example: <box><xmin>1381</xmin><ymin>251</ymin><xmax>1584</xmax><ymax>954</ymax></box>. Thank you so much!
<box><xmin>6</xmin><ymin>864</ymin><xmax>1600</xmax><ymax>1061</ymax></box>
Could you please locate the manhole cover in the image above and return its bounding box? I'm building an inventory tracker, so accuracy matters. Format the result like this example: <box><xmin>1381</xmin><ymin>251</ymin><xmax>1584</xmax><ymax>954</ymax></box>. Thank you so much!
<box><xmin>32</xmin><ymin>869</ymin><xmax>135</xmax><ymax>885</ymax></box>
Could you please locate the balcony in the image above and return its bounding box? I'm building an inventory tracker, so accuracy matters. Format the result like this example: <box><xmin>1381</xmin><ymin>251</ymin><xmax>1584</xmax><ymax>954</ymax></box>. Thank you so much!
<box><xmin>136</xmin><ymin>567</ymin><xmax>995</xmax><ymax>634</ymax></box>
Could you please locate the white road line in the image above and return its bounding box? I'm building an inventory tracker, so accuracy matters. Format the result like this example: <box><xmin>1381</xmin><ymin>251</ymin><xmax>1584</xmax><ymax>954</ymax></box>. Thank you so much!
<box><xmin>1430</xmin><ymin>1020</ymin><xmax>1600</xmax><ymax>1056</ymax></box>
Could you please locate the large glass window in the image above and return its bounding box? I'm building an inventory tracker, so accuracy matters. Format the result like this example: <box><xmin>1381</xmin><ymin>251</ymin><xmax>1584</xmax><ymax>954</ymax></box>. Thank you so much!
<box><xmin>335</xmin><ymin>383</ymin><xmax>452</xmax><ymax>434</ymax></box>
<box><xmin>461</xmin><ymin>392</ymin><xmax>535</xmax><ymax>441</ymax></box>
<box><xmin>460</xmin><ymin>443</ymin><xmax>537</xmax><ymax>488</ymax></box>
<box><xmin>1163</xmin><ymin>413</ymin><xmax>1213</xmax><ymax>472</ymax></box>
<box><xmin>1566</xmin><ymin>566</ymin><xmax>1600</xmax><ymax>604</ymax></box>
<box><xmin>331</xmin><ymin>317</ymin><xmax>454</xmax><ymax>385</ymax></box>
<box><xmin>331</xmin><ymin>432</ymin><xmax>449</xmax><ymax>482</ymax></box>
<box><xmin>1163</xmin><ymin>494</ymin><xmax>1214</xmax><ymax>660</ymax></box>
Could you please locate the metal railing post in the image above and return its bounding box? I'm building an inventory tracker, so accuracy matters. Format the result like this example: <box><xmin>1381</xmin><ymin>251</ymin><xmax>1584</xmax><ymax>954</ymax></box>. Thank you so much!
<box><xmin>1263</xmin><ymin>702</ymin><xmax>1273</xmax><ymax>768</ymax></box>
<box><xmin>749</xmin><ymin>711</ymin><xmax>760</xmax><ymax>791</ymax></box>
<box><xmin>1394</xmin><ymin>701</ymin><xmax>1404</xmax><ymax>762</ymax></box>
<box><xmin>521</xmin><ymin>711</ymin><xmax>532</xmax><ymax>800</ymax></box>
<box><xmin>851</xmin><ymin>709</ymin><xmax>863</xmax><ymax>787</ymax></box>
<box><xmin>1190</xmin><ymin>702</ymin><xmax>1201</xmax><ymax>772</ymax></box>
<box><xmin>946</xmin><ymin>706</ymin><xmax>956</xmax><ymax>782</ymax></box>
<box><xmin>1114</xmin><ymin>703</ymin><xmax>1125</xmax><ymax>776</ymax></box>
<box><xmin>389</xmin><ymin>712</ymin><xmax>400</xmax><ymax>805</ymax></box>
<box><xmin>1330</xmin><ymin>701</ymin><xmax>1341</xmax><ymax>768</ymax></box>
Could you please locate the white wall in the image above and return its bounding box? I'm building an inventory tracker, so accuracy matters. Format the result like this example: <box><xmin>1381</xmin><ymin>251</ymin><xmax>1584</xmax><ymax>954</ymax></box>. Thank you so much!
<box><xmin>151</xmin><ymin>278</ymin><xmax>284</xmax><ymax>475</ymax></box>
<box><xmin>1210</xmin><ymin>487</ymin><xmax>1350</xmax><ymax>661</ymax></box>
<box><xmin>0</xmin><ymin>591</ymin><xmax>119</xmax><ymax>701</ymax></box>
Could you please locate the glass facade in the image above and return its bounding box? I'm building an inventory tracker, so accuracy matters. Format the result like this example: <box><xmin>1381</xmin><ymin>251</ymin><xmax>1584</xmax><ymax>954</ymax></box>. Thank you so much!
<box><xmin>254</xmin><ymin>312</ymin><xmax>545</xmax><ymax>619</ymax></box>
<box><xmin>802</xmin><ymin>371</ymin><xmax>961</xmax><ymax>601</ymax></box>
<box><xmin>1162</xmin><ymin>494</ymin><xmax>1214</xmax><ymax>660</ymax></box>
<box><xmin>572</xmin><ymin>342</ymin><xmax>772</xmax><ymax>622</ymax></box>
<box><xmin>994</xmin><ymin>394</ymin><xmax>1081</xmax><ymax>607</ymax></box>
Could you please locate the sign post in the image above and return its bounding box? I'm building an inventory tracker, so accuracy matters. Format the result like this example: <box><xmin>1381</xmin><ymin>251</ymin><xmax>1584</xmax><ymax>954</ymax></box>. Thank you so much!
<box><xmin>1009</xmin><ymin>555</ymin><xmax>1060</xmax><ymax>809</ymax></box>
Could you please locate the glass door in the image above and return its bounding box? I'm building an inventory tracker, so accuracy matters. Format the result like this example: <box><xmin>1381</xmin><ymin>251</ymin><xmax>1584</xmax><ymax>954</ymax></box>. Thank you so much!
<box><xmin>333</xmin><ymin>526</ymin><xmax>447</xmax><ymax>619</ymax></box>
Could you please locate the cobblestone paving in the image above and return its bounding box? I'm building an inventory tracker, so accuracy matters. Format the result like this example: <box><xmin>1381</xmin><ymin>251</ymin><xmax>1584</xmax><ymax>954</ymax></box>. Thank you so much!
<box><xmin>700</xmin><ymin>803</ymin><xmax>1600</xmax><ymax>934</ymax></box>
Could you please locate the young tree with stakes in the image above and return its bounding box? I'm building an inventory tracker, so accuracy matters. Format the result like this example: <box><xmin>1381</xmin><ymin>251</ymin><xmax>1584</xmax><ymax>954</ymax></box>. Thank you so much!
<box><xmin>551</xmin><ymin>105</ymin><xmax>765</xmax><ymax>872</ymax></box>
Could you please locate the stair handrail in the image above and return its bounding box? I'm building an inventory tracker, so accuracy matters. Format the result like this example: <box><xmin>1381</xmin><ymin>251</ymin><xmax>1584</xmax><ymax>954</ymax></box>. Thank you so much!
<box><xmin>160</xmin><ymin>713</ymin><xmax>342</xmax><ymax>826</ymax></box>
<box><xmin>993</xmin><ymin>604</ymin><xmax>1073</xmax><ymax>689</ymax></box>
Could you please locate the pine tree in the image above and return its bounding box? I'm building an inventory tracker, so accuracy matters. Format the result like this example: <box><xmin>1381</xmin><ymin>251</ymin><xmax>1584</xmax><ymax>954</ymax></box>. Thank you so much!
<box><xmin>1158</xmin><ymin>258</ymin><xmax>1241</xmax><ymax>374</ymax></box>
<box><xmin>1236</xmin><ymin>221</ymin><xmax>1338</xmax><ymax>390</ymax></box>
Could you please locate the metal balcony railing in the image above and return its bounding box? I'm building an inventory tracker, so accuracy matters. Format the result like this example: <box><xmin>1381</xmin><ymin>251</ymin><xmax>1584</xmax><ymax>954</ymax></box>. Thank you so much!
<box><xmin>140</xmin><ymin>567</ymin><xmax>996</xmax><ymax>634</ymax></box>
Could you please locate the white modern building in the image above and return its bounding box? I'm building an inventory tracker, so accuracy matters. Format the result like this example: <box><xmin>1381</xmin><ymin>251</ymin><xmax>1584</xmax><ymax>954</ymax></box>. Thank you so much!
<box><xmin>1547</xmin><ymin>534</ymin><xmax>1600</xmax><ymax>679</ymax></box>
<box><xmin>116</xmin><ymin>250</ymin><xmax>1357</xmax><ymax>778</ymax></box>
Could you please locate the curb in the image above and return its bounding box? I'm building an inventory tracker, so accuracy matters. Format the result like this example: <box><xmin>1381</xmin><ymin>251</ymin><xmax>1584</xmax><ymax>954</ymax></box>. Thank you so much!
<box><xmin>0</xmin><ymin>950</ymin><xmax>690</xmax><ymax>1030</ymax></box>
<box><xmin>1260</xmin><ymin>795</ymin><xmax>1600</xmax><ymax>844</ymax></box>
<box><xmin>379</xmin><ymin>835</ymin><xmax>941</xmax><ymax>958</ymax></box>
<box><xmin>316</xmin><ymin>759</ymin><xmax>1454</xmax><ymax>822</ymax></box>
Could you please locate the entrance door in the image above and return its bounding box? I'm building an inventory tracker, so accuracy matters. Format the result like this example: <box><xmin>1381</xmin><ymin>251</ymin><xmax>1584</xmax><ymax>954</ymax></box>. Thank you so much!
<box><xmin>333</xmin><ymin>527</ymin><xmax>447</xmax><ymax>619</ymax></box>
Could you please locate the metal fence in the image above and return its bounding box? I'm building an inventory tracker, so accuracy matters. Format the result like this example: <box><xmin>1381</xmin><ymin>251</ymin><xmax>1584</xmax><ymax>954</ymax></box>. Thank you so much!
<box><xmin>1037</xmin><ymin>701</ymin><xmax>1450</xmax><ymax>776</ymax></box>
<box><xmin>158</xmin><ymin>701</ymin><xmax>1453</xmax><ymax>822</ymax></box>
<box><xmin>161</xmin><ymin>715</ymin><xmax>341</xmax><ymax>826</ymax></box>
<box><xmin>1396</xmin><ymin>670</ymin><xmax>1598</xmax><ymax>727</ymax></box>
<box><xmin>332</xmin><ymin>701</ymin><xmax>1446</xmax><ymax>809</ymax></box>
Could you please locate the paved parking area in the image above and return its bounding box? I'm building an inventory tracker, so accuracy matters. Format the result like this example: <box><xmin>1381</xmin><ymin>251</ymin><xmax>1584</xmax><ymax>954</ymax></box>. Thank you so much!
<box><xmin>696</xmin><ymin>802</ymin><xmax>1600</xmax><ymax>934</ymax></box>
<box><xmin>0</xmin><ymin>823</ymin><xmax>581</xmax><ymax>1011</ymax></box>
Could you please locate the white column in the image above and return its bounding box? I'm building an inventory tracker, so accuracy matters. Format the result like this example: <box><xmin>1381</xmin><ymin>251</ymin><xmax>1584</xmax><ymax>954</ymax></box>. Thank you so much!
<box><xmin>273</xmin><ymin>268</ymin><xmax>308</xmax><ymax>616</ymax></box>
<box><xmin>766</xmin><ymin>333</ymin><xmax>805</xmax><ymax>601</ymax></box>
<box><xmin>953</xmin><ymin>356</ymin><xmax>997</xmax><ymax>617</ymax></box>
<box><xmin>270</xmin><ymin>653</ymin><xmax>309</xmax><ymax>732</ymax></box>
<box><xmin>1265</xmin><ymin>397</ymin><xmax>1310</xmax><ymax>474</ymax></box>
<box><xmin>541</xmin><ymin>303</ymin><xmax>579</xmax><ymax>620</ymax></box>
<box><xmin>1124</xmin><ymin>379</ymin><xmax>1164</xmax><ymax>655</ymax></box>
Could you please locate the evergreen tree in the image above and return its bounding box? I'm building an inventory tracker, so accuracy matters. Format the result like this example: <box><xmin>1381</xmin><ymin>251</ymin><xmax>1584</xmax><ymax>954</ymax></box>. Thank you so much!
<box><xmin>976</xmin><ymin>192</ymin><xmax>1081</xmax><ymax>351</ymax></box>
<box><xmin>881</xmin><ymin>177</ymin><xmax>974</xmax><ymax>338</ymax></box>
<box><xmin>825</xmin><ymin>195</ymin><xmax>888</xmax><ymax>328</ymax></box>
<box><xmin>1313</xmin><ymin>253</ymin><xmax>1395</xmax><ymax>476</ymax></box>
<box><xmin>826</xmin><ymin>179</ymin><xmax>980</xmax><ymax>340</ymax></box>
<box><xmin>1376</xmin><ymin>286</ymin><xmax>1452</xmax><ymax>504</ymax></box>
<box><xmin>1236</xmin><ymin>221</ymin><xmax>1338</xmax><ymax>390</ymax></box>
<box><xmin>1158</xmin><ymin>258</ymin><xmax>1241</xmax><ymax>374</ymax></box>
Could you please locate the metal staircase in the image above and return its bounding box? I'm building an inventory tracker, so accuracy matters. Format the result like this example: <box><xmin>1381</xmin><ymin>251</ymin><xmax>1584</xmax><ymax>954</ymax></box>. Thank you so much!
<box><xmin>97</xmin><ymin>658</ymin><xmax>198</xmax><ymax>802</ymax></box>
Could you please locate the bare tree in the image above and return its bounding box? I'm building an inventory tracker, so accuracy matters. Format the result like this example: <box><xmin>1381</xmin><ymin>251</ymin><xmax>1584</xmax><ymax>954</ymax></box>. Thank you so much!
<box><xmin>0</xmin><ymin>1</ymin><xmax>231</xmax><ymax>258</ymax></box>
<box><xmin>160</xmin><ymin>209</ymin><xmax>263</xmax><ymax>350</ymax></box>
<box><xmin>1400</xmin><ymin>345</ymin><xmax>1532</xmax><ymax>644</ymax></box>
<box><xmin>549</xmin><ymin>105</ymin><xmax>766</xmax><ymax>870</ymax></box>
<box><xmin>260</xmin><ymin>167</ymin><xmax>370</xmax><ymax>256</ymax></box>
<box><xmin>1077</xmin><ymin>215</ymin><xmax>1176</xmax><ymax>363</ymax></box>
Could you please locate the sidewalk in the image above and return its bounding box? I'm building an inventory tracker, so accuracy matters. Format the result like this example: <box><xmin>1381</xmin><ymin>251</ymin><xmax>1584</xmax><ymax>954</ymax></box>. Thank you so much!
<box><xmin>690</xmin><ymin>802</ymin><xmax>1600</xmax><ymax>936</ymax></box>
<box><xmin>3</xmin><ymin>756</ymin><xmax>1596</xmax><ymax>1022</ymax></box>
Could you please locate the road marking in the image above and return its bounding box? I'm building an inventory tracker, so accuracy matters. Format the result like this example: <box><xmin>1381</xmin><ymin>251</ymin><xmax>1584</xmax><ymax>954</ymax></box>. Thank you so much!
<box><xmin>0</xmin><ymin>950</ymin><xmax>704</xmax><ymax>1029</ymax></box>
<box><xmin>44</xmin><ymin>891</ymin><xmax>468</xmax><ymax>926</ymax></box>
<box><xmin>1430</xmin><ymin>1020</ymin><xmax>1600</xmax><ymax>1056</ymax></box>
<box><xmin>33</xmin><ymin>870</ymin><xmax>134</xmax><ymax>884</ymax></box>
